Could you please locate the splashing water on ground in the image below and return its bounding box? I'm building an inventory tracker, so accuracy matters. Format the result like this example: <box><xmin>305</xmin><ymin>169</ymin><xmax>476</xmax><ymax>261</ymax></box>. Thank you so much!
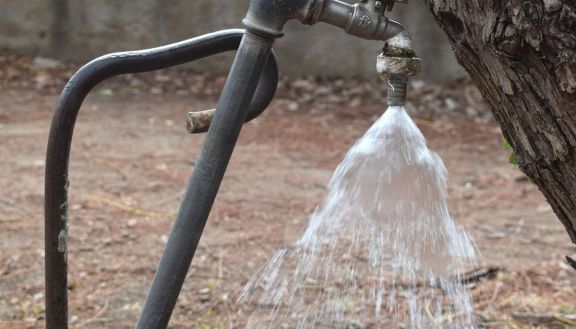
<box><xmin>239</xmin><ymin>106</ymin><xmax>477</xmax><ymax>328</ymax></box>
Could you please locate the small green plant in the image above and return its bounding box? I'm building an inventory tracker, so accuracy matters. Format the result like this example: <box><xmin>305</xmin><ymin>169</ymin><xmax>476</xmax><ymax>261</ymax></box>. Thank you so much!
<box><xmin>206</xmin><ymin>278</ymin><xmax>217</xmax><ymax>290</ymax></box>
<box><xmin>195</xmin><ymin>307</ymin><xmax>227</xmax><ymax>329</ymax></box>
<box><xmin>503</xmin><ymin>139</ymin><xmax>535</xmax><ymax>183</ymax></box>
<box><xmin>502</xmin><ymin>139</ymin><xmax>518</xmax><ymax>165</ymax></box>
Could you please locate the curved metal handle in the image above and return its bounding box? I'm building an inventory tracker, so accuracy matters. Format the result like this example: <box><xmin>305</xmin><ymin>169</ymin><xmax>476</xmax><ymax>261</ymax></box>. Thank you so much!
<box><xmin>187</xmin><ymin>44</ymin><xmax>278</xmax><ymax>133</ymax></box>
<box><xmin>45</xmin><ymin>29</ymin><xmax>279</xmax><ymax>329</ymax></box>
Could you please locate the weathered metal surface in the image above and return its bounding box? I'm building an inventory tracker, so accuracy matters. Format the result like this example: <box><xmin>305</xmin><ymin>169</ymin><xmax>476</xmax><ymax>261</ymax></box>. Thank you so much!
<box><xmin>187</xmin><ymin>109</ymin><xmax>215</xmax><ymax>133</ymax></box>
<box><xmin>135</xmin><ymin>30</ymin><xmax>275</xmax><ymax>329</ymax></box>
<box><xmin>376</xmin><ymin>32</ymin><xmax>422</xmax><ymax>105</ymax></box>
<box><xmin>46</xmin><ymin>1</ymin><xmax>411</xmax><ymax>328</ymax></box>
<box><xmin>377</xmin><ymin>33</ymin><xmax>422</xmax><ymax>80</ymax></box>
<box><xmin>44</xmin><ymin>29</ymin><xmax>278</xmax><ymax>329</ymax></box>
<box><xmin>244</xmin><ymin>0</ymin><xmax>404</xmax><ymax>41</ymax></box>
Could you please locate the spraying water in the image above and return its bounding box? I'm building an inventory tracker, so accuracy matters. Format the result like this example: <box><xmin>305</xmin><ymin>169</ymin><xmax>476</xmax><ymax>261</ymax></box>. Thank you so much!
<box><xmin>238</xmin><ymin>106</ymin><xmax>477</xmax><ymax>328</ymax></box>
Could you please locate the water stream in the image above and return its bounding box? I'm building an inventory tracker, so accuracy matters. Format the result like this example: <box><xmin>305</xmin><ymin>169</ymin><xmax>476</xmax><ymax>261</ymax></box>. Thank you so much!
<box><xmin>239</xmin><ymin>106</ymin><xmax>477</xmax><ymax>328</ymax></box>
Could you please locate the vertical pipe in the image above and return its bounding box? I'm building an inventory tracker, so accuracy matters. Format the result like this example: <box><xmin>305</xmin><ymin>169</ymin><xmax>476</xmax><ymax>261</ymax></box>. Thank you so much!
<box><xmin>387</xmin><ymin>75</ymin><xmax>408</xmax><ymax>106</ymax></box>
<box><xmin>135</xmin><ymin>30</ymin><xmax>275</xmax><ymax>329</ymax></box>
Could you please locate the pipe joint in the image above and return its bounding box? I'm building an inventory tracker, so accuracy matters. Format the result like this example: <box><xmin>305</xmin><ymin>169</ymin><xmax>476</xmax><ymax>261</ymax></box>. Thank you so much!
<box><xmin>319</xmin><ymin>0</ymin><xmax>404</xmax><ymax>41</ymax></box>
<box><xmin>243</xmin><ymin>0</ymin><xmax>320</xmax><ymax>38</ymax></box>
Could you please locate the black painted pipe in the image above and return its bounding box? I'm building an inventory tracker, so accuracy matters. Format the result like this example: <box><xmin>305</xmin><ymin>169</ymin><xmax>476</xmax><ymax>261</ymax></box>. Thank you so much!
<box><xmin>45</xmin><ymin>29</ymin><xmax>278</xmax><ymax>329</ymax></box>
<box><xmin>135</xmin><ymin>30</ymin><xmax>276</xmax><ymax>329</ymax></box>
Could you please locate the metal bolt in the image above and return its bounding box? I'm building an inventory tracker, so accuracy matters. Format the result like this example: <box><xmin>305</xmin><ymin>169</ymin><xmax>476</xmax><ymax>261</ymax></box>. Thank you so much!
<box><xmin>358</xmin><ymin>15</ymin><xmax>372</xmax><ymax>27</ymax></box>
<box><xmin>375</xmin><ymin>1</ymin><xmax>383</xmax><ymax>9</ymax></box>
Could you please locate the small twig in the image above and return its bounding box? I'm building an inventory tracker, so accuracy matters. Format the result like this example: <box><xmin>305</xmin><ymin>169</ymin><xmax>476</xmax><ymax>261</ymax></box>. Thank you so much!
<box><xmin>220</xmin><ymin>283</ymin><xmax>235</xmax><ymax>329</ymax></box>
<box><xmin>424</xmin><ymin>300</ymin><xmax>440</xmax><ymax>327</ymax></box>
<box><xmin>96</xmin><ymin>158</ymin><xmax>129</xmax><ymax>180</ymax></box>
<box><xmin>0</xmin><ymin>216</ymin><xmax>31</xmax><ymax>223</ymax></box>
<box><xmin>84</xmin><ymin>195</ymin><xmax>176</xmax><ymax>218</ymax></box>
<box><xmin>512</xmin><ymin>312</ymin><xmax>576</xmax><ymax>326</ymax></box>
<box><xmin>520</xmin><ymin>270</ymin><xmax>533</xmax><ymax>292</ymax></box>
<box><xmin>148</xmin><ymin>191</ymin><xmax>183</xmax><ymax>208</ymax></box>
<box><xmin>186</xmin><ymin>272</ymin><xmax>226</xmax><ymax>280</ymax></box>
<box><xmin>75</xmin><ymin>298</ymin><xmax>110</xmax><ymax>328</ymax></box>
<box><xmin>413</xmin><ymin>118</ymin><xmax>435</xmax><ymax>127</ymax></box>
<box><xmin>554</xmin><ymin>314</ymin><xmax>576</xmax><ymax>327</ymax></box>
<box><xmin>218</xmin><ymin>249</ymin><xmax>224</xmax><ymax>281</ymax></box>
<box><xmin>457</xmin><ymin>267</ymin><xmax>501</xmax><ymax>285</ymax></box>
<box><xmin>0</xmin><ymin>197</ymin><xmax>33</xmax><ymax>213</ymax></box>
<box><xmin>424</xmin><ymin>299</ymin><xmax>461</xmax><ymax>327</ymax></box>
<box><xmin>489</xmin><ymin>281</ymin><xmax>502</xmax><ymax>304</ymax></box>
<box><xmin>507</xmin><ymin>320</ymin><xmax>522</xmax><ymax>329</ymax></box>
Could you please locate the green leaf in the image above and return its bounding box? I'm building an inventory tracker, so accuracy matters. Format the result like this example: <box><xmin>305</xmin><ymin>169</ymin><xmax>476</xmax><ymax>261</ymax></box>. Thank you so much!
<box><xmin>99</xmin><ymin>88</ymin><xmax>114</xmax><ymax>96</ymax></box>
<box><xmin>503</xmin><ymin>138</ymin><xmax>518</xmax><ymax>165</ymax></box>
<box><xmin>509</xmin><ymin>152</ymin><xmax>518</xmax><ymax>165</ymax></box>
<box><xmin>206</xmin><ymin>278</ymin><xmax>217</xmax><ymax>289</ymax></box>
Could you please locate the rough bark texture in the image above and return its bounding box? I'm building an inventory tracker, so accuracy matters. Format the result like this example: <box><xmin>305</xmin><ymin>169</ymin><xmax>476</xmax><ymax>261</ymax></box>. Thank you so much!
<box><xmin>421</xmin><ymin>0</ymin><xmax>576</xmax><ymax>244</ymax></box>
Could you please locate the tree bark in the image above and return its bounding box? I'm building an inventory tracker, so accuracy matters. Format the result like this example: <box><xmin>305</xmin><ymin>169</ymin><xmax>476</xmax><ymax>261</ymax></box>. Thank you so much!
<box><xmin>420</xmin><ymin>0</ymin><xmax>576</xmax><ymax>244</ymax></box>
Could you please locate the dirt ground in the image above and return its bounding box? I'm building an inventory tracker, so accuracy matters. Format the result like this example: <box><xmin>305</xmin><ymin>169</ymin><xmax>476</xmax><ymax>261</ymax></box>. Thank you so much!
<box><xmin>0</xmin><ymin>56</ymin><xmax>575</xmax><ymax>328</ymax></box>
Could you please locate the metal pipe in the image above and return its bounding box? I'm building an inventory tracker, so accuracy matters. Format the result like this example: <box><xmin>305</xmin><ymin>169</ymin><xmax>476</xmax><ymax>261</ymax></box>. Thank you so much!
<box><xmin>377</xmin><ymin>32</ymin><xmax>422</xmax><ymax>106</ymax></box>
<box><xmin>137</xmin><ymin>2</ymin><xmax>406</xmax><ymax>326</ymax></box>
<box><xmin>317</xmin><ymin>0</ymin><xmax>352</xmax><ymax>29</ymax></box>
<box><xmin>135</xmin><ymin>30</ymin><xmax>275</xmax><ymax>329</ymax></box>
<box><xmin>243</xmin><ymin>0</ymin><xmax>405</xmax><ymax>42</ymax></box>
<box><xmin>318</xmin><ymin>0</ymin><xmax>405</xmax><ymax>41</ymax></box>
<box><xmin>387</xmin><ymin>75</ymin><xmax>409</xmax><ymax>106</ymax></box>
<box><xmin>44</xmin><ymin>29</ymin><xmax>278</xmax><ymax>329</ymax></box>
<box><xmin>46</xmin><ymin>1</ymin><xmax>410</xmax><ymax>327</ymax></box>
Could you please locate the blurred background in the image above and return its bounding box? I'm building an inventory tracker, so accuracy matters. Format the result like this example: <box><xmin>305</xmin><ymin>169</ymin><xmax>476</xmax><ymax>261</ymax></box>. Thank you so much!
<box><xmin>0</xmin><ymin>0</ymin><xmax>463</xmax><ymax>81</ymax></box>
<box><xmin>1</xmin><ymin>1</ymin><xmax>575</xmax><ymax>328</ymax></box>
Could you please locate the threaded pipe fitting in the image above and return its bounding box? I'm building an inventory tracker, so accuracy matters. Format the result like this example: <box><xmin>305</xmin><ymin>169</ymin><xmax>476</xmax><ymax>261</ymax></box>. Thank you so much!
<box><xmin>376</xmin><ymin>32</ymin><xmax>422</xmax><ymax>106</ymax></box>
<box><xmin>387</xmin><ymin>75</ymin><xmax>408</xmax><ymax>106</ymax></box>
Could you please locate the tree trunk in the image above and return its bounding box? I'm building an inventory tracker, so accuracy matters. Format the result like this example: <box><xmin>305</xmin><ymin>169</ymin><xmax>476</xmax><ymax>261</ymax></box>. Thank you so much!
<box><xmin>420</xmin><ymin>0</ymin><xmax>576</xmax><ymax>245</ymax></box>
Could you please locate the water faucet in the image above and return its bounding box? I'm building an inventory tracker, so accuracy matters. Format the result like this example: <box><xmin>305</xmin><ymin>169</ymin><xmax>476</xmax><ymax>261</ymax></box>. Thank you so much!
<box><xmin>188</xmin><ymin>0</ymin><xmax>407</xmax><ymax>133</ymax></box>
<box><xmin>144</xmin><ymin>5</ymin><xmax>405</xmax><ymax>323</ymax></box>
<box><xmin>243</xmin><ymin>0</ymin><xmax>405</xmax><ymax>41</ymax></box>
<box><xmin>44</xmin><ymin>1</ymin><xmax>409</xmax><ymax>328</ymax></box>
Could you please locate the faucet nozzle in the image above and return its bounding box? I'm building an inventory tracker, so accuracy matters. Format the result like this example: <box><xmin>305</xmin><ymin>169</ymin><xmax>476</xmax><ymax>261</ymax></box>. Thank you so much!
<box><xmin>377</xmin><ymin>32</ymin><xmax>422</xmax><ymax>106</ymax></box>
